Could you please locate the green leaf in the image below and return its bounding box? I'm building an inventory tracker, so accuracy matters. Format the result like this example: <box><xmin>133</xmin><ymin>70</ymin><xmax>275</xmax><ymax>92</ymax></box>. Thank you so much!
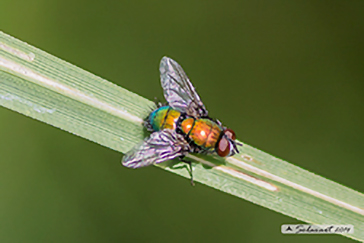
<box><xmin>1</xmin><ymin>31</ymin><xmax>363</xmax><ymax>241</ymax></box>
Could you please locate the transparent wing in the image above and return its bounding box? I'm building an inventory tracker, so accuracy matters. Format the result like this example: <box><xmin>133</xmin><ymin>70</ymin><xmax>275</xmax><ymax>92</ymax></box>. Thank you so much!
<box><xmin>122</xmin><ymin>129</ymin><xmax>191</xmax><ymax>168</ymax></box>
<box><xmin>160</xmin><ymin>56</ymin><xmax>208</xmax><ymax>118</ymax></box>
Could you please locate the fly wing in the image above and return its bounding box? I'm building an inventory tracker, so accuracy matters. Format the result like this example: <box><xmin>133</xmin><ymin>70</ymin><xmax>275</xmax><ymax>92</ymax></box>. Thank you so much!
<box><xmin>122</xmin><ymin>129</ymin><xmax>191</xmax><ymax>168</ymax></box>
<box><xmin>160</xmin><ymin>56</ymin><xmax>208</xmax><ymax>118</ymax></box>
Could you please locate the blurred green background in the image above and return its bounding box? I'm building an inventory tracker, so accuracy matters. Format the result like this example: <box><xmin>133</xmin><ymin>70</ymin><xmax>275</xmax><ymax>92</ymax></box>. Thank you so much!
<box><xmin>1</xmin><ymin>1</ymin><xmax>363</xmax><ymax>242</ymax></box>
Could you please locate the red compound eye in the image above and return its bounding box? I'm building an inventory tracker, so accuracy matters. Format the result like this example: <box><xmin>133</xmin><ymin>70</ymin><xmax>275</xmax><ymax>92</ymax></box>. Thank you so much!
<box><xmin>224</xmin><ymin>128</ymin><xmax>236</xmax><ymax>140</ymax></box>
<box><xmin>217</xmin><ymin>137</ymin><xmax>231</xmax><ymax>157</ymax></box>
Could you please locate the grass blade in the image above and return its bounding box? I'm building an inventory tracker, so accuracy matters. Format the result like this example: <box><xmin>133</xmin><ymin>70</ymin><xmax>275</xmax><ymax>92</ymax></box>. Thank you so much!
<box><xmin>0</xmin><ymin>31</ymin><xmax>363</xmax><ymax>241</ymax></box>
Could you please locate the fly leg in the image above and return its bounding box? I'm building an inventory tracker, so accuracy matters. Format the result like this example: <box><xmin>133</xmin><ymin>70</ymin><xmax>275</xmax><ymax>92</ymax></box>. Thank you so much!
<box><xmin>153</xmin><ymin>97</ymin><xmax>164</xmax><ymax>107</ymax></box>
<box><xmin>179</xmin><ymin>156</ymin><xmax>195</xmax><ymax>186</ymax></box>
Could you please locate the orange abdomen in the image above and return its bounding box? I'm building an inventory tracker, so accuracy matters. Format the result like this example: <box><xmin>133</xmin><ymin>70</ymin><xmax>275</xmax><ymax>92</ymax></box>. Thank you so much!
<box><xmin>162</xmin><ymin>109</ymin><xmax>180</xmax><ymax>130</ymax></box>
<box><xmin>148</xmin><ymin>106</ymin><xmax>181</xmax><ymax>131</ymax></box>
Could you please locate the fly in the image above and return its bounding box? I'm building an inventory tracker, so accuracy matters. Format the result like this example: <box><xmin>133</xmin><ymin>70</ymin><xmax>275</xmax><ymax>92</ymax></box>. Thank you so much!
<box><xmin>122</xmin><ymin>57</ymin><xmax>242</xmax><ymax>184</ymax></box>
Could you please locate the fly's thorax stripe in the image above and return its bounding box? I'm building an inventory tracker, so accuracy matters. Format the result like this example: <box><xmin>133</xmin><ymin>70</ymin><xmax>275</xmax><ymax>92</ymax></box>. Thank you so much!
<box><xmin>190</xmin><ymin>119</ymin><xmax>222</xmax><ymax>149</ymax></box>
<box><xmin>181</xmin><ymin>117</ymin><xmax>195</xmax><ymax>136</ymax></box>
<box><xmin>200</xmin><ymin>121</ymin><xmax>213</xmax><ymax>148</ymax></box>
<box><xmin>189</xmin><ymin>119</ymin><xmax>212</xmax><ymax>147</ymax></box>
<box><xmin>205</xmin><ymin>124</ymin><xmax>221</xmax><ymax>148</ymax></box>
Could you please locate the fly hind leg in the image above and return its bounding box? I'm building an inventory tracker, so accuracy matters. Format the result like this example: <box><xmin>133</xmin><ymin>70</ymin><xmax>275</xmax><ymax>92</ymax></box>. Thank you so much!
<box><xmin>179</xmin><ymin>156</ymin><xmax>195</xmax><ymax>186</ymax></box>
